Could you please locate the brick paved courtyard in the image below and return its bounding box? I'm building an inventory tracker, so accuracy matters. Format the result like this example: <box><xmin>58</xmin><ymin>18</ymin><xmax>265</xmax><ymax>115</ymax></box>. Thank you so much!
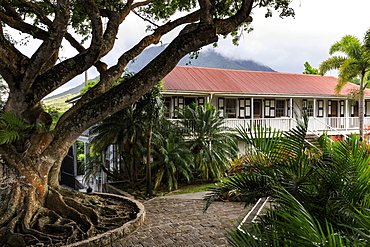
<box><xmin>115</xmin><ymin>196</ymin><xmax>250</xmax><ymax>247</ymax></box>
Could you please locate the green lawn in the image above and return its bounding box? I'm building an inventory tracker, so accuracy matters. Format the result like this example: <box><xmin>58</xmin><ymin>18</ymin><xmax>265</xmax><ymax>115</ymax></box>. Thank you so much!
<box><xmin>165</xmin><ymin>180</ymin><xmax>222</xmax><ymax>196</ymax></box>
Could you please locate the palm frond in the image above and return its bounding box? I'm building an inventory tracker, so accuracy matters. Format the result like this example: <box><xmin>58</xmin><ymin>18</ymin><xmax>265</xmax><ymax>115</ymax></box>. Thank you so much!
<box><xmin>319</xmin><ymin>56</ymin><xmax>346</xmax><ymax>74</ymax></box>
<box><xmin>329</xmin><ymin>35</ymin><xmax>362</xmax><ymax>59</ymax></box>
<box><xmin>336</xmin><ymin>58</ymin><xmax>361</xmax><ymax>92</ymax></box>
<box><xmin>228</xmin><ymin>187</ymin><xmax>354</xmax><ymax>246</ymax></box>
<box><xmin>364</xmin><ymin>28</ymin><xmax>370</xmax><ymax>50</ymax></box>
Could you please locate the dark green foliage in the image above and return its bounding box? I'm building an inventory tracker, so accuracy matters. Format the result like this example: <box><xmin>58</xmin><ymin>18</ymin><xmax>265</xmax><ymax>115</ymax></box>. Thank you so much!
<box><xmin>205</xmin><ymin>116</ymin><xmax>370</xmax><ymax>246</ymax></box>
<box><xmin>151</xmin><ymin>125</ymin><xmax>194</xmax><ymax>191</ymax></box>
<box><xmin>44</xmin><ymin>106</ymin><xmax>64</xmax><ymax>130</ymax></box>
<box><xmin>139</xmin><ymin>0</ymin><xmax>197</xmax><ymax>21</ymax></box>
<box><xmin>0</xmin><ymin>113</ymin><xmax>35</xmax><ymax>145</ymax></box>
<box><xmin>176</xmin><ymin>104</ymin><xmax>238</xmax><ymax>180</ymax></box>
<box><xmin>87</xmin><ymin>100</ymin><xmax>239</xmax><ymax>191</ymax></box>
<box><xmin>87</xmin><ymin>82</ymin><xmax>164</xmax><ymax>187</ymax></box>
<box><xmin>303</xmin><ymin>61</ymin><xmax>322</xmax><ymax>75</ymax></box>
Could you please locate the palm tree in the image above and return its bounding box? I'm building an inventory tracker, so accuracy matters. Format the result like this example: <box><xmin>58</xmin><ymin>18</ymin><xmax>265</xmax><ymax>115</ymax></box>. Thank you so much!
<box><xmin>135</xmin><ymin>85</ymin><xmax>164</xmax><ymax>196</ymax></box>
<box><xmin>88</xmin><ymin>85</ymin><xmax>163</xmax><ymax>189</ymax></box>
<box><xmin>176</xmin><ymin>103</ymin><xmax>238</xmax><ymax>181</ymax></box>
<box><xmin>151</xmin><ymin>120</ymin><xmax>194</xmax><ymax>191</ymax></box>
<box><xmin>320</xmin><ymin>29</ymin><xmax>370</xmax><ymax>138</ymax></box>
<box><xmin>205</xmin><ymin>116</ymin><xmax>370</xmax><ymax>246</ymax></box>
<box><xmin>88</xmin><ymin>104</ymin><xmax>145</xmax><ymax>188</ymax></box>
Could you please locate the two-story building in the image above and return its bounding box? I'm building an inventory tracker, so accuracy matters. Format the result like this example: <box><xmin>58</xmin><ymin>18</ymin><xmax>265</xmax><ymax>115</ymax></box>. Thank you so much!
<box><xmin>63</xmin><ymin>65</ymin><xmax>370</xmax><ymax>191</ymax></box>
<box><xmin>162</xmin><ymin>66</ymin><xmax>370</xmax><ymax>136</ymax></box>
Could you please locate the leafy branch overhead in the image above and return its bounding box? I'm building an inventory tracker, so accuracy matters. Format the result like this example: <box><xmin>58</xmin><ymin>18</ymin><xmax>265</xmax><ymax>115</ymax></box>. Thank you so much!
<box><xmin>0</xmin><ymin>0</ymin><xmax>295</xmax><ymax>146</ymax></box>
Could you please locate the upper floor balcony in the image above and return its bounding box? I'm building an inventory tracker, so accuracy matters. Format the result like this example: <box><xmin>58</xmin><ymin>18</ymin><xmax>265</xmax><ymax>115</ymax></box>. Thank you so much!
<box><xmin>221</xmin><ymin>117</ymin><xmax>370</xmax><ymax>136</ymax></box>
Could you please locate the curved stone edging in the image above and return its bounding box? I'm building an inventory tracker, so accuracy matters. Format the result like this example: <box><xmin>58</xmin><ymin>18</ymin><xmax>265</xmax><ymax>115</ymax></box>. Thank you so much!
<box><xmin>64</xmin><ymin>193</ymin><xmax>145</xmax><ymax>247</ymax></box>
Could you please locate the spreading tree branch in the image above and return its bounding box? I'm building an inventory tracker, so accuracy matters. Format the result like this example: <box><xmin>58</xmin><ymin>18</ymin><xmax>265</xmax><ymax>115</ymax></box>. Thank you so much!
<box><xmin>0</xmin><ymin>22</ymin><xmax>29</xmax><ymax>88</ymax></box>
<box><xmin>58</xmin><ymin>9</ymin><xmax>202</xmax><ymax>125</ymax></box>
<box><xmin>21</xmin><ymin>0</ymin><xmax>70</xmax><ymax>92</ymax></box>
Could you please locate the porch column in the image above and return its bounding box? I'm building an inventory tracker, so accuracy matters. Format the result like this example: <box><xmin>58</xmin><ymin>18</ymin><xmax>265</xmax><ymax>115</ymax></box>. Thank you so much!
<box><xmin>251</xmin><ymin>98</ymin><xmax>254</xmax><ymax>128</ymax></box>
<box><xmin>208</xmin><ymin>93</ymin><xmax>214</xmax><ymax>104</ymax></box>
<box><xmin>290</xmin><ymin>98</ymin><xmax>293</xmax><ymax>129</ymax></box>
<box><xmin>313</xmin><ymin>98</ymin><xmax>317</xmax><ymax>131</ymax></box>
<box><xmin>345</xmin><ymin>99</ymin><xmax>349</xmax><ymax>131</ymax></box>
<box><xmin>84</xmin><ymin>141</ymin><xmax>90</xmax><ymax>188</ymax></box>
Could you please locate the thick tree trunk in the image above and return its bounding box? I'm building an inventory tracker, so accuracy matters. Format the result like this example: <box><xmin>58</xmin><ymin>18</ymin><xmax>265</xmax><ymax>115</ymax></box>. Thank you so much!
<box><xmin>0</xmin><ymin>143</ymin><xmax>135</xmax><ymax>246</ymax></box>
<box><xmin>359</xmin><ymin>93</ymin><xmax>365</xmax><ymax>139</ymax></box>
<box><xmin>359</xmin><ymin>75</ymin><xmax>366</xmax><ymax>140</ymax></box>
<box><xmin>0</xmin><ymin>1</ymin><xmax>258</xmax><ymax>245</ymax></box>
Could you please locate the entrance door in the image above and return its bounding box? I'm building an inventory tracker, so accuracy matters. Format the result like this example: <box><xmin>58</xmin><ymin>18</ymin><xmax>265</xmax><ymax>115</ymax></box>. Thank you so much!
<box><xmin>329</xmin><ymin>101</ymin><xmax>339</xmax><ymax>128</ymax></box>
<box><xmin>253</xmin><ymin>100</ymin><xmax>262</xmax><ymax>118</ymax></box>
<box><xmin>60</xmin><ymin>145</ymin><xmax>76</xmax><ymax>189</ymax></box>
<box><xmin>331</xmin><ymin>101</ymin><xmax>338</xmax><ymax>117</ymax></box>
<box><xmin>353</xmin><ymin>102</ymin><xmax>359</xmax><ymax>117</ymax></box>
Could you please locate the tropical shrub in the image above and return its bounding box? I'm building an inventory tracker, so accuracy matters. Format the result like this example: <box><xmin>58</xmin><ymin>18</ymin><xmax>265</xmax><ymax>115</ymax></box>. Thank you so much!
<box><xmin>205</xmin><ymin>116</ymin><xmax>370</xmax><ymax>246</ymax></box>
<box><xmin>176</xmin><ymin>103</ymin><xmax>238</xmax><ymax>181</ymax></box>
<box><xmin>151</xmin><ymin>126</ymin><xmax>194</xmax><ymax>191</ymax></box>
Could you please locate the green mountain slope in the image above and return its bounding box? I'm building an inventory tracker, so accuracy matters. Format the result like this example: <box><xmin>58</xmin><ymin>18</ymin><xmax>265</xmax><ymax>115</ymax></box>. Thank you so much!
<box><xmin>43</xmin><ymin>80</ymin><xmax>90</xmax><ymax>110</ymax></box>
<box><xmin>127</xmin><ymin>45</ymin><xmax>275</xmax><ymax>73</ymax></box>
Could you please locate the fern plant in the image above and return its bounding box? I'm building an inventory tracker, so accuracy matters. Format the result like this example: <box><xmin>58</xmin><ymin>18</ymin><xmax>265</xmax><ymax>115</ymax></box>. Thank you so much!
<box><xmin>0</xmin><ymin>113</ymin><xmax>33</xmax><ymax>145</ymax></box>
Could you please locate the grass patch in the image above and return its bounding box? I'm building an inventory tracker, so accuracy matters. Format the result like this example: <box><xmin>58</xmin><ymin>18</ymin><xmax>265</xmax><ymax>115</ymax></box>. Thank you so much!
<box><xmin>109</xmin><ymin>179</ymin><xmax>226</xmax><ymax>199</ymax></box>
<box><xmin>165</xmin><ymin>181</ymin><xmax>220</xmax><ymax>196</ymax></box>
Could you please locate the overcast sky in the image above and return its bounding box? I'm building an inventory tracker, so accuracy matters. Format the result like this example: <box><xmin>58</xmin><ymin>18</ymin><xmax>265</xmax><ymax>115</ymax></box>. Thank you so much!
<box><xmin>38</xmin><ymin>0</ymin><xmax>370</xmax><ymax>95</ymax></box>
<box><xmin>214</xmin><ymin>0</ymin><xmax>370</xmax><ymax>76</ymax></box>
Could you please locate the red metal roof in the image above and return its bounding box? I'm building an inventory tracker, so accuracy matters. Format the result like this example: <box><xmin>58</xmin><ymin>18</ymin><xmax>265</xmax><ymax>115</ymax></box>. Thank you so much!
<box><xmin>163</xmin><ymin>66</ymin><xmax>369</xmax><ymax>96</ymax></box>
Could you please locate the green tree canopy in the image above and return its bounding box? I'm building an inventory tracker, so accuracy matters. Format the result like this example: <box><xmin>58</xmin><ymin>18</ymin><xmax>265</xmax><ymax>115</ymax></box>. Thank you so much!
<box><xmin>320</xmin><ymin>30</ymin><xmax>370</xmax><ymax>138</ymax></box>
<box><xmin>0</xmin><ymin>1</ymin><xmax>295</xmax><ymax>246</ymax></box>
<box><xmin>302</xmin><ymin>61</ymin><xmax>322</xmax><ymax>75</ymax></box>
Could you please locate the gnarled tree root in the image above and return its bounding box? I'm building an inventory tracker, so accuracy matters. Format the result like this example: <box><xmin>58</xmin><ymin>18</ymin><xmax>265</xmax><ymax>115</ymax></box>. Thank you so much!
<box><xmin>0</xmin><ymin>186</ymin><xmax>140</xmax><ymax>247</ymax></box>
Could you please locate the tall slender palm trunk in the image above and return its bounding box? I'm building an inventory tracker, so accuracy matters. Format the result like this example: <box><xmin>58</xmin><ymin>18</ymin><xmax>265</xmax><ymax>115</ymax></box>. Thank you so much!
<box><xmin>359</xmin><ymin>74</ymin><xmax>366</xmax><ymax>140</ymax></box>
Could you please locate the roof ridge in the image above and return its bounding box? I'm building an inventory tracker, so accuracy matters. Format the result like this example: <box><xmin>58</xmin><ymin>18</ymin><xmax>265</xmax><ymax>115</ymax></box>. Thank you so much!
<box><xmin>174</xmin><ymin>65</ymin><xmax>337</xmax><ymax>78</ymax></box>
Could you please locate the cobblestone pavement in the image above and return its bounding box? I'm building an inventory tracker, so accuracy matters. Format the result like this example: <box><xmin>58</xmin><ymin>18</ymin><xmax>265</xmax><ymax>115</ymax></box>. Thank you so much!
<box><xmin>114</xmin><ymin>195</ymin><xmax>250</xmax><ymax>247</ymax></box>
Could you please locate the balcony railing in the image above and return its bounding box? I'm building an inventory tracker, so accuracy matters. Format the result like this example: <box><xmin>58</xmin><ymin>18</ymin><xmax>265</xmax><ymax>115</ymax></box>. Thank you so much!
<box><xmin>222</xmin><ymin>118</ymin><xmax>295</xmax><ymax>132</ymax></box>
<box><xmin>221</xmin><ymin>117</ymin><xmax>370</xmax><ymax>134</ymax></box>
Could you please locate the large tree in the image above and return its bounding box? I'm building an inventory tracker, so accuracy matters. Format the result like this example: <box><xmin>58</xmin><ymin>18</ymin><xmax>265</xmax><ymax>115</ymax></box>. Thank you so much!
<box><xmin>320</xmin><ymin>30</ymin><xmax>370</xmax><ymax>138</ymax></box>
<box><xmin>0</xmin><ymin>0</ymin><xmax>295</xmax><ymax>246</ymax></box>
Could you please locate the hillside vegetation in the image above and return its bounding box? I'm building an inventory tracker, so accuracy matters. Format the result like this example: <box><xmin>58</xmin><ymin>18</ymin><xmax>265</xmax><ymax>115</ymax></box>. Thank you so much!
<box><xmin>43</xmin><ymin>94</ymin><xmax>75</xmax><ymax>111</ymax></box>
<box><xmin>42</xmin><ymin>83</ymin><xmax>84</xmax><ymax>110</ymax></box>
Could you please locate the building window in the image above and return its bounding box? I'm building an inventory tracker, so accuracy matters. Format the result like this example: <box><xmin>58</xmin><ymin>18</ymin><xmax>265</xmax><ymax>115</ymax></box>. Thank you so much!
<box><xmin>340</xmin><ymin>100</ymin><xmax>345</xmax><ymax>117</ymax></box>
<box><xmin>276</xmin><ymin>100</ymin><xmax>285</xmax><ymax>117</ymax></box>
<box><xmin>307</xmin><ymin>100</ymin><xmax>314</xmax><ymax>116</ymax></box>
<box><xmin>264</xmin><ymin>99</ymin><xmax>275</xmax><ymax>118</ymax></box>
<box><xmin>254</xmin><ymin>99</ymin><xmax>262</xmax><ymax>118</ymax></box>
<box><xmin>164</xmin><ymin>97</ymin><xmax>171</xmax><ymax>118</ymax></box>
<box><xmin>238</xmin><ymin>98</ymin><xmax>251</xmax><ymax>118</ymax></box>
<box><xmin>317</xmin><ymin>100</ymin><xmax>324</xmax><ymax>117</ymax></box>
<box><xmin>286</xmin><ymin>99</ymin><xmax>292</xmax><ymax>117</ymax></box>
<box><xmin>198</xmin><ymin>97</ymin><xmax>205</xmax><ymax>106</ymax></box>
<box><xmin>303</xmin><ymin>99</ymin><xmax>314</xmax><ymax>117</ymax></box>
<box><xmin>218</xmin><ymin>98</ymin><xmax>224</xmax><ymax>117</ymax></box>
<box><xmin>366</xmin><ymin>100</ymin><xmax>370</xmax><ymax>117</ymax></box>
<box><xmin>225</xmin><ymin>98</ymin><xmax>237</xmax><ymax>118</ymax></box>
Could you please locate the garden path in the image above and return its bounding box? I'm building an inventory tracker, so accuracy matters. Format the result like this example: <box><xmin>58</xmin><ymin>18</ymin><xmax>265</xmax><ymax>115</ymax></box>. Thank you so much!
<box><xmin>114</xmin><ymin>192</ymin><xmax>251</xmax><ymax>247</ymax></box>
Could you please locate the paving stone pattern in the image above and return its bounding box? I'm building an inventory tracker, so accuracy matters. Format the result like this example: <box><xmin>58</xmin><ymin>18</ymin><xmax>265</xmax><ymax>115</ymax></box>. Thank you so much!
<box><xmin>114</xmin><ymin>197</ymin><xmax>250</xmax><ymax>247</ymax></box>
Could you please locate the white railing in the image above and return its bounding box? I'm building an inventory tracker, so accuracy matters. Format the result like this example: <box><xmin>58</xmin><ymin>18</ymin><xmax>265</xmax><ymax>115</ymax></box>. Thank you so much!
<box><xmin>222</xmin><ymin>118</ymin><xmax>295</xmax><ymax>132</ymax></box>
<box><xmin>222</xmin><ymin>117</ymin><xmax>370</xmax><ymax>134</ymax></box>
